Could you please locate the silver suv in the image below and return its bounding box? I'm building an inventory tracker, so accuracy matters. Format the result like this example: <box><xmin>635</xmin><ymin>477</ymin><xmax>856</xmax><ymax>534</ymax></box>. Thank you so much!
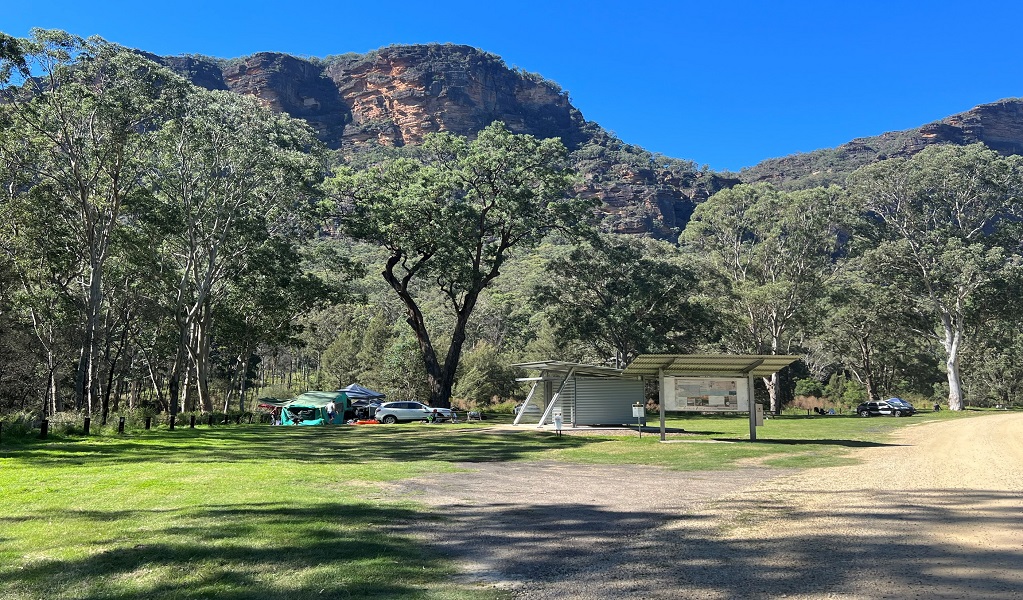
<box><xmin>374</xmin><ymin>401</ymin><xmax>453</xmax><ymax>424</ymax></box>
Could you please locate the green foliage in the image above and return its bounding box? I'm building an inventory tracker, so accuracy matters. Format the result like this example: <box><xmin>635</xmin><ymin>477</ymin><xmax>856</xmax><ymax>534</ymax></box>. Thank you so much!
<box><xmin>328</xmin><ymin>121</ymin><xmax>591</xmax><ymax>406</ymax></box>
<box><xmin>534</xmin><ymin>234</ymin><xmax>717</xmax><ymax>364</ymax></box>
<box><xmin>847</xmin><ymin>143</ymin><xmax>1023</xmax><ymax>410</ymax></box>
<box><xmin>794</xmin><ymin>378</ymin><xmax>824</xmax><ymax>397</ymax></box>
<box><xmin>452</xmin><ymin>341</ymin><xmax>521</xmax><ymax>404</ymax></box>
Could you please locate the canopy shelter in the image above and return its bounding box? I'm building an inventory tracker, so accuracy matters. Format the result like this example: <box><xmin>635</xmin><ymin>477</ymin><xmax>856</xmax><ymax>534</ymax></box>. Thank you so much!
<box><xmin>511</xmin><ymin>361</ymin><xmax>644</xmax><ymax>428</ymax></box>
<box><xmin>259</xmin><ymin>390</ymin><xmax>350</xmax><ymax>426</ymax></box>
<box><xmin>338</xmin><ymin>384</ymin><xmax>386</xmax><ymax>401</ymax></box>
<box><xmin>622</xmin><ymin>354</ymin><xmax>802</xmax><ymax>441</ymax></box>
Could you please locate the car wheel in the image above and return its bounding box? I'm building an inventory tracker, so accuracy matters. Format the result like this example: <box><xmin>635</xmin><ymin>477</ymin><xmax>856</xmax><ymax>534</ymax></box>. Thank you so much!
<box><xmin>859</xmin><ymin>409</ymin><xmax>870</xmax><ymax>417</ymax></box>
<box><xmin>382</xmin><ymin>415</ymin><xmax>397</xmax><ymax>424</ymax></box>
<box><xmin>894</xmin><ymin>410</ymin><xmax>902</xmax><ymax>417</ymax></box>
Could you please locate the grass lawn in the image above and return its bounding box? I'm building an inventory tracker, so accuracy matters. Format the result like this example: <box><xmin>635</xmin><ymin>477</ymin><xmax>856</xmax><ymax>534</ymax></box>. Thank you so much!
<box><xmin>0</xmin><ymin>409</ymin><xmax>982</xmax><ymax>599</ymax></box>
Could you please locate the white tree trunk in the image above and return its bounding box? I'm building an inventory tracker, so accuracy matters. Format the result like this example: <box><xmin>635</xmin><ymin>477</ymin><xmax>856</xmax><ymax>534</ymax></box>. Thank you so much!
<box><xmin>942</xmin><ymin>318</ymin><xmax>964</xmax><ymax>411</ymax></box>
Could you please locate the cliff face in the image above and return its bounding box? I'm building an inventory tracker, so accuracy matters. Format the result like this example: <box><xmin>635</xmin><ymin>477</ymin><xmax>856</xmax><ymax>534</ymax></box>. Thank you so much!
<box><xmin>741</xmin><ymin>98</ymin><xmax>1023</xmax><ymax>189</ymax></box>
<box><xmin>323</xmin><ymin>45</ymin><xmax>585</xmax><ymax>148</ymax></box>
<box><xmin>159</xmin><ymin>45</ymin><xmax>717</xmax><ymax>240</ymax></box>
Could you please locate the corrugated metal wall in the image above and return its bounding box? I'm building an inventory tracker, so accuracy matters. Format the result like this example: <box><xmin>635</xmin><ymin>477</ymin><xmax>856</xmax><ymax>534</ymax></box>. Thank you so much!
<box><xmin>573</xmin><ymin>378</ymin><xmax>644</xmax><ymax>425</ymax></box>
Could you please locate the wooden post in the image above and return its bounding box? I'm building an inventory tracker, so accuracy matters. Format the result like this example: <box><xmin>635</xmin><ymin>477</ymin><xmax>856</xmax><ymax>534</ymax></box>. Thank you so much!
<box><xmin>190</xmin><ymin>415</ymin><xmax>196</xmax><ymax>428</ymax></box>
<box><xmin>40</xmin><ymin>419</ymin><xmax>48</xmax><ymax>439</ymax></box>
<box><xmin>169</xmin><ymin>414</ymin><xmax>175</xmax><ymax>430</ymax></box>
<box><xmin>118</xmin><ymin>416</ymin><xmax>125</xmax><ymax>434</ymax></box>
<box><xmin>208</xmin><ymin>414</ymin><xmax>214</xmax><ymax>427</ymax></box>
<box><xmin>83</xmin><ymin>417</ymin><xmax>90</xmax><ymax>436</ymax></box>
<box><xmin>145</xmin><ymin>416</ymin><xmax>152</xmax><ymax>430</ymax></box>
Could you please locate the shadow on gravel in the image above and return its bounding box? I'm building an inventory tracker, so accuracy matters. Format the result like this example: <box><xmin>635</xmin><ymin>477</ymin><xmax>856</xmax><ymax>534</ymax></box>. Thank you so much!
<box><xmin>714</xmin><ymin>438</ymin><xmax>908</xmax><ymax>448</ymax></box>
<box><xmin>408</xmin><ymin>489</ymin><xmax>1023</xmax><ymax>599</ymax></box>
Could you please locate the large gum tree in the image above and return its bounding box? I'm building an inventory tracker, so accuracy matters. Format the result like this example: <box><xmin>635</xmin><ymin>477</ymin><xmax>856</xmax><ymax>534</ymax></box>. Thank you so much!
<box><xmin>328</xmin><ymin>122</ymin><xmax>590</xmax><ymax>408</ymax></box>
<box><xmin>847</xmin><ymin>143</ymin><xmax>1023</xmax><ymax>411</ymax></box>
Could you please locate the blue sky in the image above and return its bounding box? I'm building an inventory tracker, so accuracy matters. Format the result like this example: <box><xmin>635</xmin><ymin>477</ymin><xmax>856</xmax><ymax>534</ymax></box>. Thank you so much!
<box><xmin>6</xmin><ymin>0</ymin><xmax>1023</xmax><ymax>171</ymax></box>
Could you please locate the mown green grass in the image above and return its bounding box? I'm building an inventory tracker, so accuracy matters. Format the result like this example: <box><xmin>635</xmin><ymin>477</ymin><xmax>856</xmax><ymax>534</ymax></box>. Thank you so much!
<box><xmin>0</xmin><ymin>409</ymin><xmax>985</xmax><ymax>599</ymax></box>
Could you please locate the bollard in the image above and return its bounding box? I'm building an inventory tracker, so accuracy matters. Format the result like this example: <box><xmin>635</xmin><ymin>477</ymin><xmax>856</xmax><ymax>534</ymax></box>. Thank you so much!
<box><xmin>190</xmin><ymin>415</ymin><xmax>196</xmax><ymax>428</ymax></box>
<box><xmin>169</xmin><ymin>414</ymin><xmax>175</xmax><ymax>430</ymax></box>
<box><xmin>223</xmin><ymin>414</ymin><xmax>229</xmax><ymax>425</ymax></box>
<box><xmin>118</xmin><ymin>416</ymin><xmax>125</xmax><ymax>434</ymax></box>
<box><xmin>83</xmin><ymin>417</ymin><xmax>90</xmax><ymax>435</ymax></box>
<box><xmin>40</xmin><ymin>419</ymin><xmax>49</xmax><ymax>439</ymax></box>
<box><xmin>208</xmin><ymin>414</ymin><xmax>214</xmax><ymax>427</ymax></box>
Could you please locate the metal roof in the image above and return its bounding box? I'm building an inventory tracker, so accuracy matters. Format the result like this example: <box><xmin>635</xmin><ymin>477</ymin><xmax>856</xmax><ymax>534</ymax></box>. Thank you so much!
<box><xmin>621</xmin><ymin>354</ymin><xmax>802</xmax><ymax>378</ymax></box>
<box><xmin>511</xmin><ymin>360</ymin><xmax>626</xmax><ymax>378</ymax></box>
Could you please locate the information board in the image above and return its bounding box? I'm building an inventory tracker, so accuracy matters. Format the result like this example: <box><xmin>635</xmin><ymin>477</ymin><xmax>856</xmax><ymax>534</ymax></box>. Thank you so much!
<box><xmin>663</xmin><ymin>377</ymin><xmax>749</xmax><ymax>412</ymax></box>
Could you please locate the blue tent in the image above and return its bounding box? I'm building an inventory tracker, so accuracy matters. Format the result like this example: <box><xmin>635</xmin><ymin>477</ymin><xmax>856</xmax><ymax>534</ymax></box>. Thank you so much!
<box><xmin>338</xmin><ymin>384</ymin><xmax>386</xmax><ymax>401</ymax></box>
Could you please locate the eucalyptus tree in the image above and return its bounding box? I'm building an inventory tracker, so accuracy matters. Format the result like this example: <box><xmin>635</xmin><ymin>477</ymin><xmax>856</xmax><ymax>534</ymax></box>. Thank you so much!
<box><xmin>149</xmin><ymin>88</ymin><xmax>327</xmax><ymax>413</ymax></box>
<box><xmin>329</xmin><ymin>122</ymin><xmax>590</xmax><ymax>407</ymax></box>
<box><xmin>816</xmin><ymin>265</ymin><xmax>935</xmax><ymax>402</ymax></box>
<box><xmin>0</xmin><ymin>30</ymin><xmax>187</xmax><ymax>414</ymax></box>
<box><xmin>534</xmin><ymin>235</ymin><xmax>716</xmax><ymax>366</ymax></box>
<box><xmin>847</xmin><ymin>144</ymin><xmax>1023</xmax><ymax>411</ymax></box>
<box><xmin>682</xmin><ymin>184</ymin><xmax>850</xmax><ymax>412</ymax></box>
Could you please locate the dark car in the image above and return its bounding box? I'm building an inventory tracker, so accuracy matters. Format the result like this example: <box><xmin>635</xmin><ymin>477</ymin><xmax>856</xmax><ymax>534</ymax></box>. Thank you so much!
<box><xmin>857</xmin><ymin>398</ymin><xmax>916</xmax><ymax>417</ymax></box>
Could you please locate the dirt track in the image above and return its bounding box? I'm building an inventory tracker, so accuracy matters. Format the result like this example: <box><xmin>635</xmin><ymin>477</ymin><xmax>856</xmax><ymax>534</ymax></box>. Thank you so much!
<box><xmin>389</xmin><ymin>413</ymin><xmax>1023</xmax><ymax>599</ymax></box>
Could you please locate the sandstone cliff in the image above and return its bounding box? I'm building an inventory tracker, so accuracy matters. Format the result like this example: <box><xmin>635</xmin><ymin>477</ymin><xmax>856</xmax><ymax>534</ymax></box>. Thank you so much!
<box><xmin>158</xmin><ymin>45</ymin><xmax>722</xmax><ymax>240</ymax></box>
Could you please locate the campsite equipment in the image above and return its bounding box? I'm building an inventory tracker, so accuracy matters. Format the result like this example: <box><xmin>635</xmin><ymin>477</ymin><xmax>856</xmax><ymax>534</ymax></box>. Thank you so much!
<box><xmin>259</xmin><ymin>391</ymin><xmax>351</xmax><ymax>426</ymax></box>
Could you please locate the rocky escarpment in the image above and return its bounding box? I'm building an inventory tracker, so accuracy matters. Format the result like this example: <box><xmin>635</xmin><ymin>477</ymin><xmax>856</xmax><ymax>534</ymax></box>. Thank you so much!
<box><xmin>158</xmin><ymin>45</ymin><xmax>723</xmax><ymax>240</ymax></box>
<box><xmin>741</xmin><ymin>97</ymin><xmax>1023</xmax><ymax>190</ymax></box>
<box><xmin>322</xmin><ymin>45</ymin><xmax>586</xmax><ymax>149</ymax></box>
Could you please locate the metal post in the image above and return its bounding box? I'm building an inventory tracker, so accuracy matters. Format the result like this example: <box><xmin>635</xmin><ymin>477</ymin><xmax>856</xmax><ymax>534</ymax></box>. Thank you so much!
<box><xmin>658</xmin><ymin>368</ymin><xmax>666</xmax><ymax>442</ymax></box>
<box><xmin>40</xmin><ymin>419</ymin><xmax>48</xmax><ymax>439</ymax></box>
<box><xmin>748</xmin><ymin>375</ymin><xmax>757</xmax><ymax>441</ymax></box>
<box><xmin>145</xmin><ymin>416</ymin><xmax>151</xmax><ymax>430</ymax></box>
<box><xmin>118</xmin><ymin>416</ymin><xmax>125</xmax><ymax>434</ymax></box>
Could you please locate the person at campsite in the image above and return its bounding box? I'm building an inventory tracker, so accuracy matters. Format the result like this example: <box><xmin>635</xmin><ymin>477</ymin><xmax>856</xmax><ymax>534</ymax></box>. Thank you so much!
<box><xmin>326</xmin><ymin>400</ymin><xmax>336</xmax><ymax>424</ymax></box>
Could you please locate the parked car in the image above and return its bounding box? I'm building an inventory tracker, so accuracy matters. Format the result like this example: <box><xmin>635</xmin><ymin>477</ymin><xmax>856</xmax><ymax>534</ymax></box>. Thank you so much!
<box><xmin>374</xmin><ymin>401</ymin><xmax>454</xmax><ymax>424</ymax></box>
<box><xmin>513</xmin><ymin>402</ymin><xmax>541</xmax><ymax>415</ymax></box>
<box><xmin>857</xmin><ymin>398</ymin><xmax>917</xmax><ymax>417</ymax></box>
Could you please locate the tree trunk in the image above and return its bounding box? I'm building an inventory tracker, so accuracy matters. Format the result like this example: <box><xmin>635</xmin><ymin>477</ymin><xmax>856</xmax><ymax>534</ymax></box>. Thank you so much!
<box><xmin>942</xmin><ymin>320</ymin><xmax>964</xmax><ymax>411</ymax></box>
<box><xmin>765</xmin><ymin>372</ymin><xmax>779</xmax><ymax>413</ymax></box>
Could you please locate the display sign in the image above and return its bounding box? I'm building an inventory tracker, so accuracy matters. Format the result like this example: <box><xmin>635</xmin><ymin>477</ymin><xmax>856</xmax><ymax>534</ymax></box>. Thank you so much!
<box><xmin>663</xmin><ymin>377</ymin><xmax>749</xmax><ymax>412</ymax></box>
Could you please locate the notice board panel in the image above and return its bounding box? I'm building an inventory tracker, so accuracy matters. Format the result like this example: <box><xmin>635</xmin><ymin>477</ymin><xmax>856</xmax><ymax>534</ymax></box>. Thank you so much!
<box><xmin>663</xmin><ymin>377</ymin><xmax>749</xmax><ymax>412</ymax></box>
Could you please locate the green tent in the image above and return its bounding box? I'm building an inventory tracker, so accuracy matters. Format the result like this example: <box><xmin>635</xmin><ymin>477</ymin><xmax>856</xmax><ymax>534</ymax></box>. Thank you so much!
<box><xmin>266</xmin><ymin>391</ymin><xmax>350</xmax><ymax>426</ymax></box>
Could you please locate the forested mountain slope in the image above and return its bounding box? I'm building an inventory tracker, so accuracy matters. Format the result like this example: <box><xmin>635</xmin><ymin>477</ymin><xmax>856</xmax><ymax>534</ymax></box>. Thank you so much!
<box><xmin>741</xmin><ymin>98</ymin><xmax>1023</xmax><ymax>189</ymax></box>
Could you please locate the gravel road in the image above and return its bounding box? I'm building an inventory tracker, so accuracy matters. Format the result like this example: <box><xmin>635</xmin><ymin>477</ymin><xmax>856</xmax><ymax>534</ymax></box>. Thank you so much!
<box><xmin>387</xmin><ymin>413</ymin><xmax>1023</xmax><ymax>599</ymax></box>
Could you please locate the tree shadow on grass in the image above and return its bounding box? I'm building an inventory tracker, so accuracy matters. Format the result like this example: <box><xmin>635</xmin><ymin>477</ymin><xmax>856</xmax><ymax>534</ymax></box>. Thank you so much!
<box><xmin>2</xmin><ymin>425</ymin><xmax>604</xmax><ymax>468</ymax></box>
<box><xmin>0</xmin><ymin>501</ymin><xmax>467</xmax><ymax>600</ymax></box>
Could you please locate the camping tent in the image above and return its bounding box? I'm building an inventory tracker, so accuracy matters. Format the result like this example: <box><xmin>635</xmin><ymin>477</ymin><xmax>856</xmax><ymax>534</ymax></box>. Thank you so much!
<box><xmin>260</xmin><ymin>391</ymin><xmax>350</xmax><ymax>426</ymax></box>
<box><xmin>338</xmin><ymin>384</ymin><xmax>386</xmax><ymax>401</ymax></box>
